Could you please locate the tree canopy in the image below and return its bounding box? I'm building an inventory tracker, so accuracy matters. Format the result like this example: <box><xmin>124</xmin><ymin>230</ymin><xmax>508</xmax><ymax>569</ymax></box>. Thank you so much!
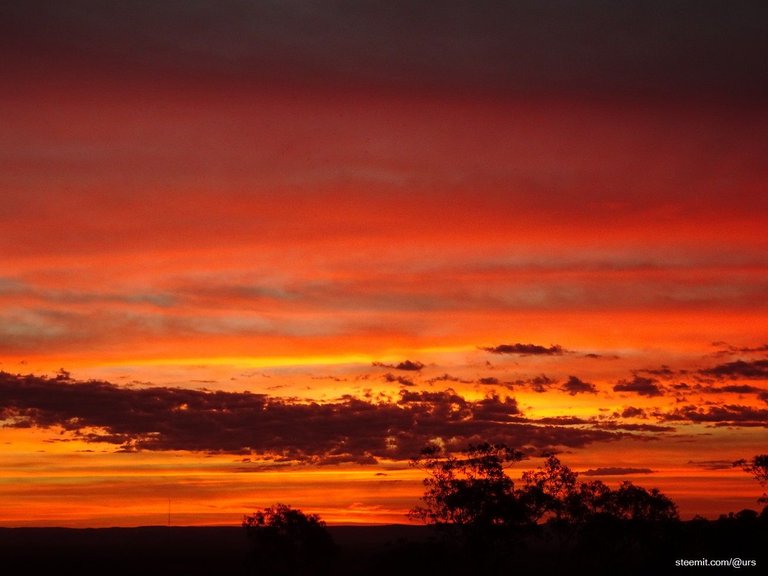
<box><xmin>736</xmin><ymin>454</ymin><xmax>768</xmax><ymax>503</ymax></box>
<box><xmin>410</xmin><ymin>444</ymin><xmax>678</xmax><ymax>530</ymax></box>
<box><xmin>409</xmin><ymin>442</ymin><xmax>525</xmax><ymax>528</ymax></box>
<box><xmin>243</xmin><ymin>504</ymin><xmax>335</xmax><ymax>576</ymax></box>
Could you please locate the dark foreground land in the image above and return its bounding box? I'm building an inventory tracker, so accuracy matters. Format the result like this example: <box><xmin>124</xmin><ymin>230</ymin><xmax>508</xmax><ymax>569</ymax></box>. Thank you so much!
<box><xmin>1</xmin><ymin>519</ymin><xmax>766</xmax><ymax>575</ymax></box>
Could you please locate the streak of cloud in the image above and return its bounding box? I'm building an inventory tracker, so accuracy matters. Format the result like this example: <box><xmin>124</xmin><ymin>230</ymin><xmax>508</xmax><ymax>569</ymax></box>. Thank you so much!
<box><xmin>582</xmin><ymin>467</ymin><xmax>654</xmax><ymax>476</ymax></box>
<box><xmin>481</xmin><ymin>343</ymin><xmax>566</xmax><ymax>356</ymax></box>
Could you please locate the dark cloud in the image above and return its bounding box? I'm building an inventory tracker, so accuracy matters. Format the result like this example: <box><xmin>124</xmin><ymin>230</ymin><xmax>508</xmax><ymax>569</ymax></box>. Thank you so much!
<box><xmin>634</xmin><ymin>365</ymin><xmax>679</xmax><ymax>379</ymax></box>
<box><xmin>711</xmin><ymin>343</ymin><xmax>768</xmax><ymax>356</ymax></box>
<box><xmin>372</xmin><ymin>360</ymin><xmax>424</xmax><ymax>371</ymax></box>
<box><xmin>621</xmin><ymin>406</ymin><xmax>646</xmax><ymax>419</ymax></box>
<box><xmin>738</xmin><ymin>344</ymin><xmax>768</xmax><ymax>353</ymax></box>
<box><xmin>2</xmin><ymin>1</ymin><xmax>766</xmax><ymax>101</ymax></box>
<box><xmin>426</xmin><ymin>373</ymin><xmax>471</xmax><ymax>385</ymax></box>
<box><xmin>593</xmin><ymin>422</ymin><xmax>675</xmax><ymax>433</ymax></box>
<box><xmin>0</xmin><ymin>372</ymin><xmax>625</xmax><ymax>463</ymax></box>
<box><xmin>481</xmin><ymin>343</ymin><xmax>566</xmax><ymax>356</ymax></box>
<box><xmin>500</xmin><ymin>375</ymin><xmax>557</xmax><ymax>393</ymax></box>
<box><xmin>582</xmin><ymin>467</ymin><xmax>654</xmax><ymax>476</ymax></box>
<box><xmin>477</xmin><ymin>374</ymin><xmax>557</xmax><ymax>393</ymax></box>
<box><xmin>695</xmin><ymin>384</ymin><xmax>765</xmax><ymax>394</ymax></box>
<box><xmin>583</xmin><ymin>353</ymin><xmax>620</xmax><ymax>360</ymax></box>
<box><xmin>472</xmin><ymin>413</ymin><xmax>673</xmax><ymax>434</ymax></box>
<box><xmin>526</xmin><ymin>416</ymin><xmax>588</xmax><ymax>426</ymax></box>
<box><xmin>523</xmin><ymin>375</ymin><xmax>557</xmax><ymax>393</ymax></box>
<box><xmin>687</xmin><ymin>459</ymin><xmax>737</xmax><ymax>471</ymax></box>
<box><xmin>382</xmin><ymin>373</ymin><xmax>415</xmax><ymax>387</ymax></box>
<box><xmin>660</xmin><ymin>404</ymin><xmax>768</xmax><ymax>427</ymax></box>
<box><xmin>613</xmin><ymin>376</ymin><xmax>664</xmax><ymax>397</ymax></box>
<box><xmin>561</xmin><ymin>376</ymin><xmax>597</xmax><ymax>396</ymax></box>
<box><xmin>719</xmin><ymin>385</ymin><xmax>764</xmax><ymax>393</ymax></box>
<box><xmin>700</xmin><ymin>359</ymin><xmax>768</xmax><ymax>380</ymax></box>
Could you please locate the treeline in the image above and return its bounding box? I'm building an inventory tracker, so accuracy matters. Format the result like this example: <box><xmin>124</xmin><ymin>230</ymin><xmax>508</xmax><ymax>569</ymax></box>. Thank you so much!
<box><xmin>242</xmin><ymin>446</ymin><xmax>768</xmax><ymax>576</ymax></box>
<box><xmin>410</xmin><ymin>443</ymin><xmax>678</xmax><ymax>527</ymax></box>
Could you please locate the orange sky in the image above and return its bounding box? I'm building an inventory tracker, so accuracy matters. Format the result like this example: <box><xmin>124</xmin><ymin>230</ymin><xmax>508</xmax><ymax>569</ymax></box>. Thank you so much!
<box><xmin>1</xmin><ymin>2</ymin><xmax>767</xmax><ymax>527</ymax></box>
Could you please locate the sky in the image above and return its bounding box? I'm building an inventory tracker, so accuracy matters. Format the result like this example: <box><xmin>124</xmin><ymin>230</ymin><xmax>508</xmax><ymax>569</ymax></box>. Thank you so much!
<box><xmin>1</xmin><ymin>1</ymin><xmax>767</xmax><ymax>527</ymax></box>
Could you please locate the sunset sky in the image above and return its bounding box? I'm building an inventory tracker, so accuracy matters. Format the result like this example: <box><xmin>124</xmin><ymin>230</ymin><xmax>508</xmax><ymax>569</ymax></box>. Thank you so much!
<box><xmin>1</xmin><ymin>1</ymin><xmax>767</xmax><ymax>527</ymax></box>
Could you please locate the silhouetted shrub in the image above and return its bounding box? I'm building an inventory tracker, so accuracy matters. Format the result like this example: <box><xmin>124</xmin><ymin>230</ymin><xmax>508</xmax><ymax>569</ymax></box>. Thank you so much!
<box><xmin>243</xmin><ymin>504</ymin><xmax>335</xmax><ymax>576</ymax></box>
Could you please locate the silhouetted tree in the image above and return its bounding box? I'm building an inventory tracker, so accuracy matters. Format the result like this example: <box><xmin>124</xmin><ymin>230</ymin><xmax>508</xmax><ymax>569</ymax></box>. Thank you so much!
<box><xmin>409</xmin><ymin>442</ymin><xmax>525</xmax><ymax>528</ymax></box>
<box><xmin>243</xmin><ymin>504</ymin><xmax>335</xmax><ymax>576</ymax></box>
<box><xmin>409</xmin><ymin>444</ymin><xmax>681</xmax><ymax>575</ymax></box>
<box><xmin>736</xmin><ymin>454</ymin><xmax>768</xmax><ymax>503</ymax></box>
<box><xmin>516</xmin><ymin>455</ymin><xmax>678</xmax><ymax>523</ymax></box>
<box><xmin>409</xmin><ymin>443</ymin><xmax>528</xmax><ymax>574</ymax></box>
<box><xmin>411</xmin><ymin>446</ymin><xmax>679</xmax><ymax>527</ymax></box>
<box><xmin>519</xmin><ymin>455</ymin><xmax>580</xmax><ymax>522</ymax></box>
<box><xmin>607</xmin><ymin>481</ymin><xmax>678</xmax><ymax>521</ymax></box>
<box><xmin>575</xmin><ymin>479</ymin><xmax>614</xmax><ymax>520</ymax></box>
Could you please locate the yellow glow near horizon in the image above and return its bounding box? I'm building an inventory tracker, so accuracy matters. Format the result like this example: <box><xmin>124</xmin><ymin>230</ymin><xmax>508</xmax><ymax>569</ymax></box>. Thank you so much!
<box><xmin>35</xmin><ymin>345</ymin><xmax>474</xmax><ymax>373</ymax></box>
